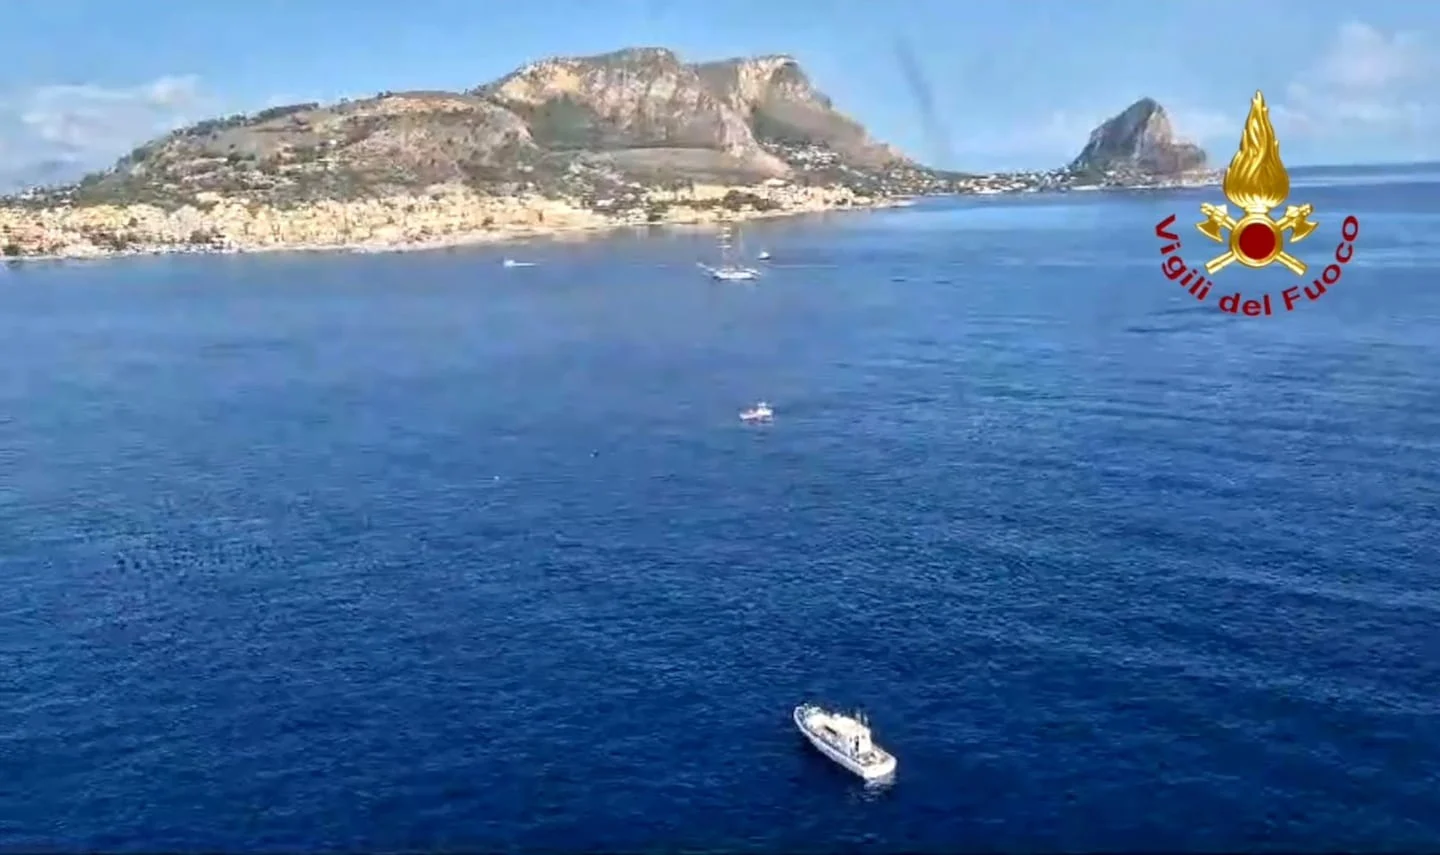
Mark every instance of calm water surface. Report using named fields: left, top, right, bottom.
left=2, top=167, right=1438, bottom=851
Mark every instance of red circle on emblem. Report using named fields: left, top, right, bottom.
left=1237, top=222, right=1277, bottom=261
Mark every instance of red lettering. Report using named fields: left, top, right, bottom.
left=1336, top=242, right=1353, bottom=263
left=1306, top=282, right=1326, bottom=300
left=1282, top=286, right=1300, bottom=311
left=1163, top=255, right=1186, bottom=280
left=1263, top=294, right=1273, bottom=315
left=1323, top=264, right=1341, bottom=284
left=1155, top=214, right=1179, bottom=241
left=1219, top=293, right=1241, bottom=314
left=1342, top=215, right=1360, bottom=242
left=1242, top=299, right=1261, bottom=317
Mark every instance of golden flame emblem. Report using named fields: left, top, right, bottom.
left=1195, top=91, right=1318, bottom=276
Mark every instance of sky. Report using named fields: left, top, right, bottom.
left=1, top=0, right=1437, bottom=188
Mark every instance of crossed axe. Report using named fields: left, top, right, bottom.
left=1196, top=202, right=1318, bottom=276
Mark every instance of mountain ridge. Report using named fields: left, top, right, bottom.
left=0, top=49, right=1216, bottom=259
left=21, top=46, right=943, bottom=213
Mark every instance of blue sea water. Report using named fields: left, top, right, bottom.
left=2, top=165, right=1439, bottom=851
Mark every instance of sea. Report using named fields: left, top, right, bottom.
left=2, top=163, right=1438, bottom=852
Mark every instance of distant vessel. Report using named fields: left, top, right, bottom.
left=757, top=250, right=772, bottom=261
left=739, top=401, right=773, bottom=422
left=793, top=704, right=896, bottom=780
left=699, top=222, right=761, bottom=281
left=502, top=258, right=536, bottom=268
left=700, top=264, right=760, bottom=281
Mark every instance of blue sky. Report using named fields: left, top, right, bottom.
left=1, top=0, right=1437, bottom=187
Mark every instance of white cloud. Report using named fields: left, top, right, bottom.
left=1273, top=22, right=1437, bottom=138
left=0, top=75, right=213, bottom=191
left=960, top=20, right=1436, bottom=169
left=1318, top=21, right=1428, bottom=90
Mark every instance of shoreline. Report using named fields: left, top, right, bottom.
left=0, top=195, right=917, bottom=265
left=0, top=175, right=1218, bottom=266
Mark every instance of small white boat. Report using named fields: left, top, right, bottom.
left=739, top=401, right=773, bottom=422
left=699, top=262, right=760, bottom=281
left=700, top=222, right=761, bottom=281
left=757, top=250, right=772, bottom=261
left=793, top=704, right=896, bottom=780
left=502, top=258, right=536, bottom=268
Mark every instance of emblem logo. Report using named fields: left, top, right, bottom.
left=1152, top=91, right=1360, bottom=316
left=1197, top=91, right=1317, bottom=275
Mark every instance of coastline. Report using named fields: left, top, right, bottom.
left=0, top=196, right=913, bottom=265
left=0, top=184, right=918, bottom=265
left=1, top=200, right=908, bottom=265
left=0, top=173, right=1215, bottom=266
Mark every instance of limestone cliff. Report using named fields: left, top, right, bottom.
left=1068, top=98, right=1206, bottom=177
left=691, top=54, right=904, bottom=168
left=17, top=46, right=944, bottom=213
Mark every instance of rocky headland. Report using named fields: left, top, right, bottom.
left=0, top=48, right=1215, bottom=261
left=1066, top=97, right=1213, bottom=188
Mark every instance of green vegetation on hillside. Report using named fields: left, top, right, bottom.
left=2, top=48, right=967, bottom=212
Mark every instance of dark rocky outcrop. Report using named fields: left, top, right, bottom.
left=20, top=46, right=950, bottom=210
left=1068, top=98, right=1206, bottom=177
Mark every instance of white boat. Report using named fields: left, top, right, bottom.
left=701, top=222, right=761, bottom=281
left=502, top=258, right=536, bottom=268
left=700, top=262, right=760, bottom=281
left=739, top=401, right=773, bottom=422
left=757, top=250, right=772, bottom=261
left=793, top=704, right=896, bottom=781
